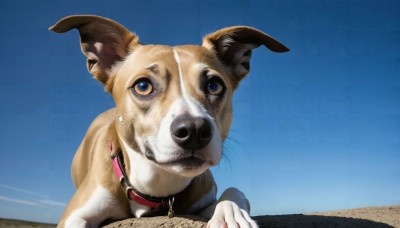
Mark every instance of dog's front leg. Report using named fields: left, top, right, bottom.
left=200, top=187, right=258, bottom=228
left=58, top=183, right=127, bottom=228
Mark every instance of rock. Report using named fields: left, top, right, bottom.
left=103, top=215, right=208, bottom=228
left=103, top=206, right=400, bottom=228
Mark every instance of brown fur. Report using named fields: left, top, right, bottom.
left=50, top=15, right=288, bottom=227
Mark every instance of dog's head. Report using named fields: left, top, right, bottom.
left=50, top=15, right=288, bottom=178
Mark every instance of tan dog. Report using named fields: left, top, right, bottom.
left=50, top=15, right=288, bottom=228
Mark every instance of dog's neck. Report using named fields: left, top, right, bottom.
left=119, top=137, right=193, bottom=197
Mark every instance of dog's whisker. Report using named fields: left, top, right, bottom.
left=220, top=150, right=233, bottom=173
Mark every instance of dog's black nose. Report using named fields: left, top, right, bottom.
left=170, top=116, right=213, bottom=150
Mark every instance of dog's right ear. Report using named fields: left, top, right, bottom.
left=202, top=26, right=289, bottom=89
left=49, top=15, right=140, bottom=92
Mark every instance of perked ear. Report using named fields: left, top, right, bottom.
left=202, top=26, right=289, bottom=85
left=49, top=15, right=140, bottom=92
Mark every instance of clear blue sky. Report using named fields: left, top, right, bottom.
left=0, top=0, right=399, bottom=224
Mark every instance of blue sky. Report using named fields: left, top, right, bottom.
left=0, top=0, right=399, bottom=224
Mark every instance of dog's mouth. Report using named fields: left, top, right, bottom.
left=161, top=156, right=205, bottom=168
left=144, top=145, right=205, bottom=169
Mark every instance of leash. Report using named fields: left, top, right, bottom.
left=110, top=142, right=175, bottom=217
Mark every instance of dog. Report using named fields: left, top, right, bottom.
left=50, top=15, right=288, bottom=228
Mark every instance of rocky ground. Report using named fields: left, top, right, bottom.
left=0, top=218, right=56, bottom=228
left=104, top=206, right=400, bottom=228
left=1, top=205, right=398, bottom=227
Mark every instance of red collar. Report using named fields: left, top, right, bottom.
left=110, top=143, right=170, bottom=209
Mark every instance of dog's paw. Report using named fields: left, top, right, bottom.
left=207, top=201, right=258, bottom=228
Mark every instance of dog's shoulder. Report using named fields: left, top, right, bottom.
left=80, top=108, right=118, bottom=143
left=72, top=108, right=118, bottom=187
left=73, top=108, right=117, bottom=166
left=79, top=107, right=118, bottom=154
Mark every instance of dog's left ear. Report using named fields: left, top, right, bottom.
left=49, top=15, right=140, bottom=92
left=202, top=26, right=289, bottom=87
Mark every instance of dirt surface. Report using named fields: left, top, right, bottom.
left=0, top=218, right=56, bottom=228
left=1, top=206, right=398, bottom=227
left=103, top=215, right=208, bottom=228
left=306, top=206, right=400, bottom=227
left=104, top=206, right=400, bottom=228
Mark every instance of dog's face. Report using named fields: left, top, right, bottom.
left=50, top=15, right=288, bottom=177
left=112, top=45, right=233, bottom=176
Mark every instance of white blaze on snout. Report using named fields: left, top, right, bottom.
left=173, top=49, right=207, bottom=116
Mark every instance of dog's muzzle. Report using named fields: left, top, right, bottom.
left=170, top=115, right=213, bottom=151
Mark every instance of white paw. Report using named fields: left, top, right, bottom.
left=207, top=201, right=258, bottom=228
left=64, top=217, right=90, bottom=228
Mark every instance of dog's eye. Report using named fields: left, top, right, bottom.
left=133, top=79, right=153, bottom=96
left=205, top=77, right=225, bottom=96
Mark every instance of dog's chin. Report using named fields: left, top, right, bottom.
left=144, top=146, right=210, bottom=177
left=161, top=158, right=209, bottom=177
